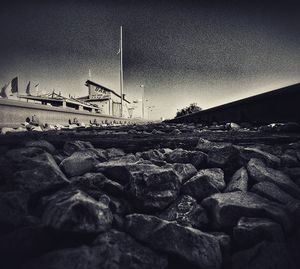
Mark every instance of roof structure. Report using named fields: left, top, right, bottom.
left=19, top=92, right=99, bottom=110
left=85, top=80, right=130, bottom=104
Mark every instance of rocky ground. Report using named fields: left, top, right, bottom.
left=0, top=122, right=300, bottom=269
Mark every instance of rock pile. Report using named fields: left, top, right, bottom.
left=0, top=126, right=300, bottom=269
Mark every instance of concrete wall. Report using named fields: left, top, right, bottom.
left=0, top=99, right=140, bottom=127
left=167, top=83, right=300, bottom=125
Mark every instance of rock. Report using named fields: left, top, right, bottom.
left=63, top=140, right=94, bottom=156
left=233, top=217, right=285, bottom=249
left=251, top=181, right=295, bottom=205
left=164, top=148, right=207, bottom=169
left=151, top=129, right=165, bottom=135
left=225, top=167, right=248, bottom=192
left=6, top=146, right=45, bottom=165
left=125, top=214, right=222, bottom=269
left=195, top=137, right=232, bottom=153
left=1, top=127, right=26, bottom=134
left=281, top=153, right=299, bottom=167
left=209, top=232, right=231, bottom=263
left=226, top=122, right=241, bottom=130
left=232, top=241, right=296, bottom=269
left=42, top=189, right=113, bottom=233
left=92, top=229, right=168, bottom=269
left=32, top=126, right=43, bottom=132
left=25, top=140, right=56, bottom=154
left=164, top=163, right=197, bottom=183
left=182, top=168, right=225, bottom=201
left=0, top=191, right=29, bottom=230
left=59, top=149, right=106, bottom=177
left=10, top=150, right=69, bottom=194
left=158, top=195, right=208, bottom=229
left=239, top=147, right=281, bottom=168
left=136, top=149, right=165, bottom=162
left=105, top=148, right=125, bottom=159
left=202, top=191, right=292, bottom=232
left=207, top=144, right=242, bottom=174
left=247, top=158, right=300, bottom=199
left=70, top=172, right=124, bottom=197
left=95, top=160, right=158, bottom=185
left=127, top=166, right=181, bottom=211
left=170, top=128, right=182, bottom=135
left=283, top=167, right=300, bottom=181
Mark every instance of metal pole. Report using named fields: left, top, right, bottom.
left=140, top=84, right=144, bottom=119
left=120, top=26, right=124, bottom=118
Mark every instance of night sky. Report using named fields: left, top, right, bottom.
left=0, top=0, right=300, bottom=119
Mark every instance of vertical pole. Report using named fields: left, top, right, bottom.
left=140, top=84, right=144, bottom=119
left=120, top=26, right=124, bottom=118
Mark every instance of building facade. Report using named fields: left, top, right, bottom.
left=77, top=80, right=131, bottom=118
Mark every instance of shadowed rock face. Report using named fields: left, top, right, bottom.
left=157, top=195, right=208, bottom=229
left=232, top=242, right=297, bottom=269
left=59, top=150, right=106, bottom=177
left=42, top=189, right=113, bottom=233
left=247, top=158, right=300, bottom=199
left=182, top=168, right=225, bottom=201
left=233, top=217, right=285, bottom=248
left=225, top=167, right=248, bottom=193
left=63, top=140, right=94, bottom=156
left=6, top=148, right=69, bottom=193
left=127, top=166, right=181, bottom=211
left=202, top=191, right=292, bottom=232
left=92, top=229, right=168, bottom=269
left=125, top=214, right=222, bottom=269
left=1, top=126, right=300, bottom=269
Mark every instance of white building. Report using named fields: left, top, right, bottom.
left=77, top=80, right=131, bottom=118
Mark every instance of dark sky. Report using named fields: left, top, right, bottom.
left=1, top=0, right=300, bottom=119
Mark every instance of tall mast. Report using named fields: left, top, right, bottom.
left=120, top=26, right=124, bottom=117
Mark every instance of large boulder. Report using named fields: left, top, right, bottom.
left=127, top=166, right=181, bottom=211
left=42, top=189, right=113, bottom=233
left=239, top=147, right=281, bottom=168
left=232, top=242, right=296, bottom=269
left=95, top=160, right=157, bottom=185
left=182, top=168, right=225, bottom=201
left=247, top=158, right=300, bottom=199
left=225, top=167, right=248, bottom=192
left=158, top=195, right=208, bottom=229
left=195, top=138, right=232, bottom=153
left=25, top=140, right=56, bottom=154
left=251, top=181, right=295, bottom=205
left=164, top=148, right=207, bottom=169
left=63, top=140, right=94, bottom=156
left=105, top=148, right=126, bottom=159
left=209, top=232, right=231, bottom=264
left=201, top=191, right=292, bottom=232
left=164, top=163, right=197, bottom=183
left=70, top=172, right=124, bottom=197
left=92, top=229, right=168, bottom=269
left=8, top=149, right=69, bottom=193
left=207, top=144, right=242, bottom=174
left=125, top=214, right=222, bottom=269
left=233, top=217, right=285, bottom=249
left=59, top=150, right=107, bottom=177
left=136, top=149, right=165, bottom=162
left=281, top=151, right=299, bottom=167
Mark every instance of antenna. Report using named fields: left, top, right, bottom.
left=120, top=26, right=124, bottom=117
left=88, top=69, right=92, bottom=80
